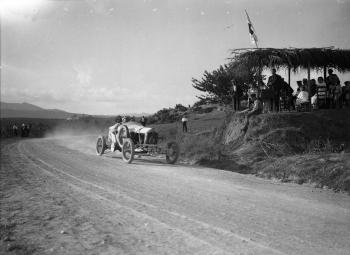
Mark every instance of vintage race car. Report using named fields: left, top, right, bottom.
left=96, top=122, right=180, bottom=164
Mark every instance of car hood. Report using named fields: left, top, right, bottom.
left=124, top=122, right=152, bottom=134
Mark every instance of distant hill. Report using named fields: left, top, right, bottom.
left=0, top=102, right=152, bottom=119
left=0, top=102, right=74, bottom=119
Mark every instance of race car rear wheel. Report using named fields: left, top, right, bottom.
left=96, top=135, right=106, bottom=156
left=122, top=138, right=135, bottom=164
left=166, top=141, right=180, bottom=164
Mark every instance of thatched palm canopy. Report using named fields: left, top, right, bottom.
left=229, top=47, right=350, bottom=72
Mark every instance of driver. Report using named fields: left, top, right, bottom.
left=109, top=116, right=122, bottom=152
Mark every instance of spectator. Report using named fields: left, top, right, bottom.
left=182, top=115, right=188, bottom=133
left=316, top=77, right=327, bottom=108
left=21, top=123, right=26, bottom=137
left=334, top=83, right=342, bottom=109
left=240, top=94, right=263, bottom=133
left=302, top=78, right=309, bottom=92
left=343, top=81, right=350, bottom=107
left=328, top=84, right=336, bottom=108
left=311, top=92, right=317, bottom=110
left=12, top=124, right=18, bottom=136
left=27, top=124, right=32, bottom=137
left=267, top=68, right=283, bottom=112
left=310, top=79, right=317, bottom=97
left=140, top=116, right=146, bottom=126
left=280, top=80, right=294, bottom=110
left=23, top=124, right=31, bottom=137
left=296, top=86, right=309, bottom=106
left=296, top=80, right=303, bottom=90
left=308, top=79, right=317, bottom=109
left=326, top=69, right=340, bottom=108
left=326, top=69, right=340, bottom=88
left=317, top=76, right=326, bottom=87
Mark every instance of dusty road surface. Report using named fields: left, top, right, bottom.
left=1, top=137, right=350, bottom=255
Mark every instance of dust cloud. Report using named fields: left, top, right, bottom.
left=44, top=126, right=106, bottom=156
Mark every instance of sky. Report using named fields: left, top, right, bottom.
left=1, top=0, right=350, bottom=115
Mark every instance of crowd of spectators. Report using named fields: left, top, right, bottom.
left=261, top=68, right=350, bottom=112
left=294, top=69, right=350, bottom=111
left=11, top=123, right=31, bottom=137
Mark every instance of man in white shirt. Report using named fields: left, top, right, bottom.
left=182, top=115, right=188, bottom=132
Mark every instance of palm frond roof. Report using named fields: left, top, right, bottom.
left=229, top=47, right=350, bottom=72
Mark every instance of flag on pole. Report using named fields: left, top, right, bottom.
left=245, top=10, right=258, bottom=48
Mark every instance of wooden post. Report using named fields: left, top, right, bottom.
left=307, top=62, right=311, bottom=110
left=307, top=62, right=311, bottom=92
left=288, top=66, right=291, bottom=87
left=324, top=65, right=327, bottom=107
left=232, top=93, right=236, bottom=111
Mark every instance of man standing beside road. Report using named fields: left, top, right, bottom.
left=21, top=123, right=26, bottom=137
left=12, top=124, right=18, bottom=137
left=140, top=116, right=146, bottom=126
left=182, top=115, right=188, bottom=133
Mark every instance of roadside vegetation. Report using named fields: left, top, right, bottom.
left=153, top=108, right=350, bottom=194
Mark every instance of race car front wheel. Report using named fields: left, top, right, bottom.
left=122, top=138, right=135, bottom=164
left=96, top=135, right=106, bottom=156
left=117, top=125, right=130, bottom=148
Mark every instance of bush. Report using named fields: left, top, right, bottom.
left=148, top=107, right=183, bottom=124
left=193, top=107, right=216, bottom=114
left=175, top=104, right=188, bottom=112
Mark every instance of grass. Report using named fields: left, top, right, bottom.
left=253, top=153, right=350, bottom=193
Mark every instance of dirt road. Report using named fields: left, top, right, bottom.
left=1, top=137, right=350, bottom=255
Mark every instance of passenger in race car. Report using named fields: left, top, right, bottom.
left=108, top=117, right=122, bottom=152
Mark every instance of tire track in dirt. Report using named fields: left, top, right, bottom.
left=18, top=139, right=350, bottom=255
left=2, top=139, right=350, bottom=255
left=18, top=141, right=287, bottom=255
left=3, top=141, right=227, bottom=254
left=2, top=142, right=117, bottom=254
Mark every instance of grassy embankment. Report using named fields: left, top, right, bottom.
left=153, top=109, right=350, bottom=194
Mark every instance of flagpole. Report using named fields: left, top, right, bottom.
left=245, top=10, right=261, bottom=98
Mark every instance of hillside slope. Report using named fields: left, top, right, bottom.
left=221, top=109, right=350, bottom=160
left=173, top=109, right=350, bottom=193
left=0, top=102, right=73, bottom=119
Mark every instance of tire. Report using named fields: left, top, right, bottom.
left=122, top=138, right=135, bottom=164
left=166, top=141, right=180, bottom=164
left=117, top=125, right=130, bottom=148
left=96, top=135, right=106, bottom=156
